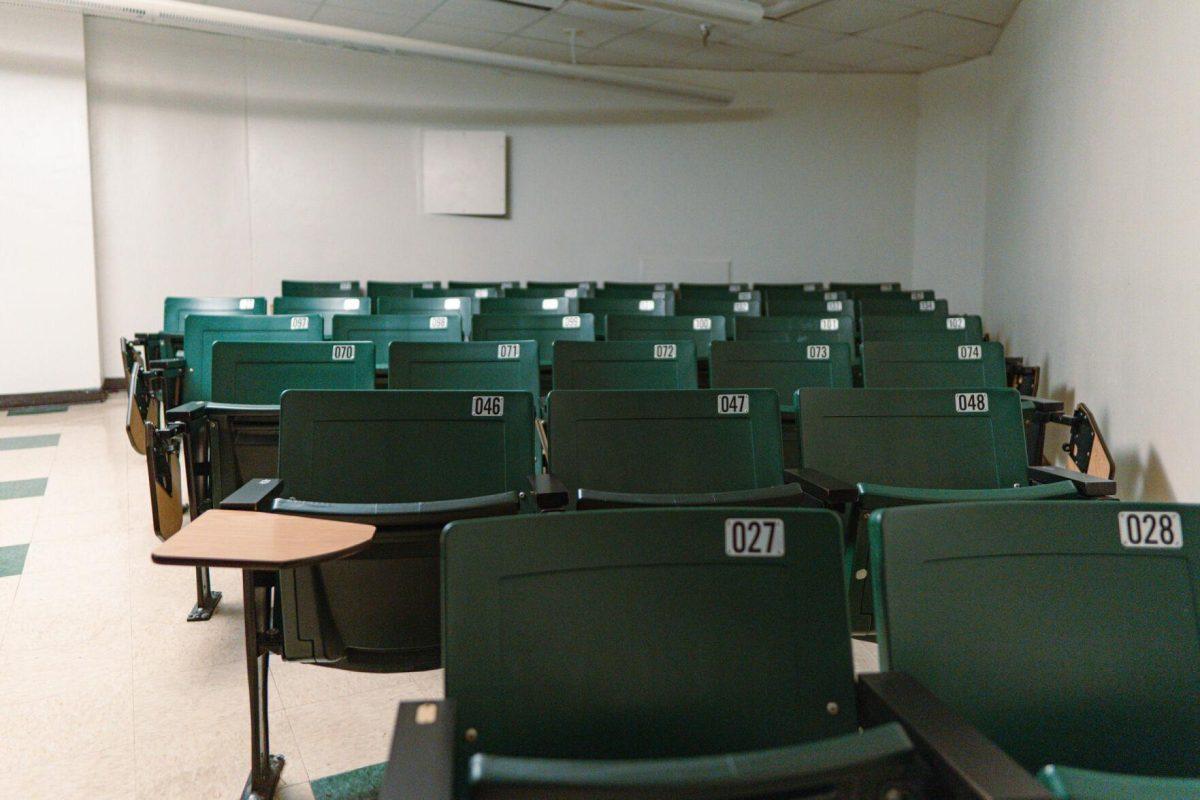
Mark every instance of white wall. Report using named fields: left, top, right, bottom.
left=86, top=19, right=918, bottom=376
left=0, top=7, right=101, bottom=395
left=982, top=0, right=1200, bottom=500
left=912, top=57, right=989, bottom=316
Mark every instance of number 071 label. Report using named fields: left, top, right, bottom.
left=725, top=518, right=785, bottom=557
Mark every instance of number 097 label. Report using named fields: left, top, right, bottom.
left=1118, top=511, right=1183, bottom=548
left=725, top=518, right=785, bottom=557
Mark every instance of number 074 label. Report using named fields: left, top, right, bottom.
left=725, top=518, right=785, bottom=557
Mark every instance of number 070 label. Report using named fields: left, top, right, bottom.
left=725, top=518, right=785, bottom=557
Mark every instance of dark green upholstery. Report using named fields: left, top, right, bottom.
left=578, top=296, right=668, bottom=337
left=860, top=314, right=983, bottom=343
left=830, top=282, right=903, bottom=297
left=272, top=296, right=369, bottom=338
left=599, top=281, right=671, bottom=292
left=872, top=501, right=1200, bottom=794
left=676, top=282, right=752, bottom=299
left=606, top=314, right=727, bottom=360
left=765, top=296, right=856, bottom=320
left=734, top=315, right=856, bottom=349
left=862, top=341, right=1007, bottom=388
left=182, top=314, right=324, bottom=402
left=525, top=280, right=596, bottom=290
left=438, top=506, right=919, bottom=799
left=210, top=341, right=376, bottom=404
left=331, top=314, right=463, bottom=369
left=858, top=297, right=948, bottom=316
left=504, top=286, right=592, bottom=299
left=711, top=342, right=853, bottom=409
left=388, top=341, right=540, bottom=399
left=415, top=286, right=501, bottom=300
left=552, top=341, right=697, bottom=390
left=478, top=297, right=579, bottom=315
left=447, top=281, right=514, bottom=290
left=375, top=296, right=474, bottom=338
left=163, top=296, right=266, bottom=335
left=761, top=287, right=846, bottom=314
left=281, top=280, right=361, bottom=297
left=274, top=389, right=538, bottom=669
left=366, top=281, right=439, bottom=299
left=472, top=314, right=595, bottom=366
left=1040, top=765, right=1200, bottom=800
left=675, top=296, right=762, bottom=333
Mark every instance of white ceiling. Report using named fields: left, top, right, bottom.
left=200, top=0, right=1020, bottom=72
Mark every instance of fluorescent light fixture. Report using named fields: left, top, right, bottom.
left=619, top=0, right=764, bottom=25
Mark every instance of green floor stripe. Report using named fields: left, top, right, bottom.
left=0, top=478, right=48, bottom=500
left=311, top=763, right=385, bottom=800
left=8, top=404, right=68, bottom=416
left=0, top=434, right=60, bottom=451
left=0, top=544, right=29, bottom=578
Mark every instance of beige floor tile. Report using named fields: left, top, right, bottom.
left=0, top=674, right=133, bottom=768
left=21, top=531, right=131, bottom=575
left=0, top=448, right=56, bottom=481
left=0, top=743, right=135, bottom=800
left=131, top=607, right=247, bottom=678
left=0, top=574, right=20, bottom=611
left=410, top=667, right=444, bottom=700
left=0, top=630, right=133, bottom=706
left=279, top=781, right=317, bottom=800
left=31, top=504, right=130, bottom=542
left=0, top=496, right=42, bottom=527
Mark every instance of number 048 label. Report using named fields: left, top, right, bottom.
left=725, top=518, right=784, bottom=557
left=1118, top=511, right=1183, bottom=548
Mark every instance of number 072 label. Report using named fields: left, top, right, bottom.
left=725, top=518, right=785, bottom=557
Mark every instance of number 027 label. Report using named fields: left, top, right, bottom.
left=725, top=518, right=785, bottom=557
left=1118, top=511, right=1183, bottom=548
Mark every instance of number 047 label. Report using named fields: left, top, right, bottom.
left=725, top=518, right=785, bottom=557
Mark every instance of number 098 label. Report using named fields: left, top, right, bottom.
left=725, top=518, right=785, bottom=557
left=1118, top=511, right=1183, bottom=548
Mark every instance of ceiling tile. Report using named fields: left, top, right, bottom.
left=405, top=20, right=510, bottom=47
left=493, top=33, right=591, bottom=61
left=766, top=52, right=858, bottom=71
left=674, top=41, right=781, bottom=70
left=728, top=19, right=844, bottom=55
left=583, top=29, right=698, bottom=64
left=554, top=0, right=664, bottom=30
left=863, top=10, right=999, bottom=56
left=208, top=0, right=320, bottom=21
left=517, top=10, right=630, bottom=46
left=781, top=0, right=918, bottom=34
left=320, top=0, right=445, bottom=18
left=310, top=3, right=423, bottom=33
left=644, top=14, right=738, bottom=45
left=937, top=0, right=1020, bottom=25
left=424, top=0, right=549, bottom=34
left=862, top=46, right=965, bottom=71
left=801, top=34, right=914, bottom=66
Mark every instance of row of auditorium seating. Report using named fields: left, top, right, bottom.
left=130, top=280, right=1175, bottom=800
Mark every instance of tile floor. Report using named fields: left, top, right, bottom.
left=0, top=397, right=879, bottom=799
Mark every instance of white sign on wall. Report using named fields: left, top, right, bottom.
left=421, top=130, right=508, bottom=217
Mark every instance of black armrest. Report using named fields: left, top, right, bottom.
left=858, top=672, right=1053, bottom=800
left=165, top=401, right=209, bottom=424
left=1021, top=396, right=1063, bottom=413
left=380, top=700, right=455, bottom=800
left=576, top=483, right=805, bottom=511
left=1027, top=465, right=1115, bottom=497
left=148, top=357, right=187, bottom=372
left=528, top=473, right=570, bottom=511
left=270, top=491, right=521, bottom=527
left=785, top=468, right=859, bottom=505
left=220, top=478, right=284, bottom=511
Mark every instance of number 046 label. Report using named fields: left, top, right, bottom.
left=725, top=518, right=785, bottom=557
left=1118, top=511, right=1183, bottom=548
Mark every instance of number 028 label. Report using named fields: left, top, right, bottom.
left=725, top=518, right=785, bottom=557
left=1118, top=511, right=1183, bottom=548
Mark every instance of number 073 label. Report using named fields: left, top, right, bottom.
left=725, top=518, right=785, bottom=557
left=1118, top=511, right=1183, bottom=548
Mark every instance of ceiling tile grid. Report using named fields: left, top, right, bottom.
left=198, top=0, right=1021, bottom=73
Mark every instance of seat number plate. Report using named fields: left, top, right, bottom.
left=542, top=298, right=559, bottom=310
left=733, top=301, right=750, bottom=312
left=471, top=396, right=504, bottom=417
left=918, top=300, right=935, bottom=312
left=652, top=291, right=667, bottom=299
left=946, top=317, right=966, bottom=330
left=430, top=316, right=448, bottom=329
left=826, top=301, right=843, bottom=312
left=957, top=344, right=982, bottom=360
left=339, top=281, right=352, bottom=290
left=638, top=300, right=656, bottom=311
left=1118, top=511, right=1183, bottom=548
left=820, top=318, right=839, bottom=331
left=653, top=344, right=677, bottom=359
left=497, top=343, right=520, bottom=359
left=803, top=283, right=816, bottom=291
left=954, top=392, right=988, bottom=413
left=807, top=345, right=830, bottom=360
left=725, top=518, right=784, bottom=557
left=443, top=298, right=462, bottom=310
left=290, top=317, right=309, bottom=330
left=564, top=289, right=578, bottom=298
left=910, top=291, right=924, bottom=300
left=239, top=298, right=255, bottom=310
left=718, top=393, right=749, bottom=415
left=474, top=289, right=489, bottom=298
left=562, top=315, right=581, bottom=329
left=693, top=317, right=712, bottom=330
left=737, top=291, right=752, bottom=300
left=343, top=298, right=361, bottom=310
left=332, top=344, right=355, bottom=361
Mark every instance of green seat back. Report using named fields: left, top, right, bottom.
left=504, top=286, right=592, bottom=299
left=863, top=341, right=1007, bottom=388
left=479, top=297, right=580, bottom=315
left=797, top=388, right=1028, bottom=489
left=281, top=279, right=361, bottom=297
left=471, top=314, right=595, bottom=366
left=675, top=296, right=762, bottom=334
left=415, top=286, right=501, bottom=300
left=331, top=314, right=463, bottom=369
left=388, top=341, right=540, bottom=398
left=710, top=342, right=853, bottom=407
left=210, top=341, right=375, bottom=404
left=525, top=280, right=596, bottom=291
left=872, top=501, right=1200, bottom=778
left=444, top=507, right=855, bottom=767
left=272, top=296, right=369, bottom=338
left=860, top=314, right=983, bottom=344
left=829, top=282, right=903, bottom=297
left=606, top=314, right=727, bottom=360
left=552, top=341, right=697, bottom=390
left=859, top=298, right=948, bottom=316
left=734, top=315, right=856, bottom=351
left=766, top=297, right=857, bottom=320
left=447, top=281, right=514, bottom=291
left=163, top=296, right=267, bottom=335
left=366, top=281, right=439, bottom=299
left=600, top=281, right=671, bottom=292
left=182, top=314, right=324, bottom=402
left=761, top=287, right=846, bottom=313
left=548, top=389, right=782, bottom=493
left=375, top=296, right=474, bottom=337
left=578, top=297, right=668, bottom=337
left=677, top=282, right=752, bottom=299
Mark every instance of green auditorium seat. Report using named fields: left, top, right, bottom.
left=543, top=389, right=803, bottom=510
left=794, top=387, right=1116, bottom=631
left=388, top=339, right=541, bottom=402
left=478, top=296, right=580, bottom=315
left=375, top=295, right=475, bottom=338
left=415, top=286, right=502, bottom=300
left=471, top=314, right=595, bottom=367
left=829, top=282, right=903, bottom=297
left=600, top=280, right=671, bottom=292
left=578, top=296, right=669, bottom=337
left=552, top=340, right=697, bottom=390
left=871, top=501, right=1200, bottom=799
left=281, top=279, right=362, bottom=297
left=162, top=296, right=268, bottom=335
left=447, top=281, right=515, bottom=290
left=677, top=281, right=752, bottom=298
left=272, top=296, right=369, bottom=338
left=181, top=314, right=325, bottom=402
left=765, top=296, right=857, bottom=321
left=525, top=280, right=596, bottom=290
left=675, top=294, right=762, bottom=334
left=860, top=314, right=983, bottom=344
left=331, top=313, right=463, bottom=371
left=594, top=282, right=674, bottom=302
left=858, top=297, right=948, bottom=316
left=734, top=315, right=857, bottom=353
left=504, top=285, right=593, bottom=299
left=381, top=507, right=1046, bottom=800
left=760, top=287, right=847, bottom=314
left=606, top=314, right=727, bottom=361
left=209, top=341, right=376, bottom=405
left=862, top=341, right=1007, bottom=388
left=366, top=281, right=440, bottom=299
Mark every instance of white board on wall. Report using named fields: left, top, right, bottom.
left=422, top=130, right=507, bottom=216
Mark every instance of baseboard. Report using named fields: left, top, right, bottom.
left=102, top=377, right=129, bottom=393
left=0, top=388, right=107, bottom=409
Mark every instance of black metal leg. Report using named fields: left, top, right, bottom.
left=241, top=570, right=284, bottom=800
left=188, top=565, right=223, bottom=621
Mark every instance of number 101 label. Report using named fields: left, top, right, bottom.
left=725, top=518, right=785, bottom=557
left=1118, top=511, right=1183, bottom=548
